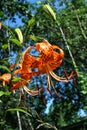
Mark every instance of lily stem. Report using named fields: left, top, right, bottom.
left=17, top=111, right=22, bottom=130
left=56, top=21, right=77, bottom=70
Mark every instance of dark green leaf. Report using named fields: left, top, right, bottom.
left=0, top=65, right=10, bottom=72
left=6, top=108, right=31, bottom=117
left=0, top=11, right=4, bottom=17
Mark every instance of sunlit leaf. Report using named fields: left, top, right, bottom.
left=15, top=28, right=23, bottom=44
left=0, top=121, right=5, bottom=125
left=42, top=4, right=56, bottom=21
left=6, top=108, right=31, bottom=116
left=27, top=35, right=43, bottom=42
left=9, top=39, right=22, bottom=46
left=36, top=1, right=42, bottom=5
left=2, top=44, right=8, bottom=50
left=81, top=91, right=87, bottom=95
left=0, top=91, right=4, bottom=97
left=4, top=91, right=11, bottom=96
left=12, top=77, right=23, bottom=82
left=29, top=35, right=38, bottom=41
left=0, top=100, right=2, bottom=103
left=28, top=17, right=35, bottom=27
left=0, top=91, right=11, bottom=97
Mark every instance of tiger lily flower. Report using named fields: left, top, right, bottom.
left=0, top=73, right=11, bottom=86
left=21, top=46, right=37, bottom=73
left=11, top=47, right=43, bottom=96
left=0, top=40, right=76, bottom=97
left=35, top=40, right=73, bottom=81
left=11, top=69, right=43, bottom=96
left=36, top=41, right=64, bottom=74
left=35, top=40, right=76, bottom=96
left=11, top=78, right=43, bottom=96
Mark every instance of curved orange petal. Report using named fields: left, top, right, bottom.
left=36, top=40, right=53, bottom=53
left=11, top=79, right=28, bottom=91
left=35, top=40, right=64, bottom=74
left=0, top=73, right=11, bottom=85
left=22, top=46, right=36, bottom=72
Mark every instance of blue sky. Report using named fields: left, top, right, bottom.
left=5, top=0, right=45, bottom=27
left=27, top=0, right=40, bottom=3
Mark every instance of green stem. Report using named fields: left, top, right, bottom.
left=17, top=111, right=22, bottom=130
left=71, top=5, right=87, bottom=40
left=56, top=21, right=77, bottom=70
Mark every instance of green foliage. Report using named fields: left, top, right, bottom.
left=15, top=28, right=23, bottom=44
left=42, top=4, right=56, bottom=21
left=9, top=39, right=22, bottom=47
left=0, top=91, right=10, bottom=97
left=0, top=65, right=10, bottom=73
left=6, top=108, right=31, bottom=117
left=0, top=0, right=87, bottom=130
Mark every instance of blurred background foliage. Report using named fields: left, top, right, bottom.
left=0, top=0, right=87, bottom=130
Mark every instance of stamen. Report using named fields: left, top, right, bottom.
left=50, top=78, right=61, bottom=99
left=50, top=71, right=68, bottom=82
left=47, top=74, right=61, bottom=98
left=50, top=71, right=75, bottom=82
left=47, top=87, right=52, bottom=96
left=23, top=86, right=43, bottom=96
left=47, top=75, right=52, bottom=96
left=63, top=70, right=69, bottom=80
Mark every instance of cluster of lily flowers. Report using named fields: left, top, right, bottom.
left=0, top=40, right=76, bottom=96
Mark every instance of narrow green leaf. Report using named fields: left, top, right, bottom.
left=43, top=4, right=56, bottom=21
left=0, top=91, right=11, bottom=97
left=81, top=91, right=87, bottom=94
left=29, top=35, right=38, bottom=41
left=28, top=17, right=35, bottom=27
left=12, top=77, right=23, bottom=82
left=84, top=106, right=87, bottom=110
left=0, top=91, right=4, bottom=97
left=0, top=65, right=10, bottom=72
left=0, top=100, right=2, bottom=103
left=0, top=11, right=4, bottom=17
left=36, top=1, right=42, bottom=5
left=2, top=44, right=8, bottom=50
left=4, top=91, right=11, bottom=96
left=6, top=108, right=31, bottom=116
left=15, top=28, right=23, bottom=44
left=0, top=121, right=5, bottom=125
left=10, top=39, right=22, bottom=46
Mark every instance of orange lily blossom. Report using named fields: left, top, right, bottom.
left=36, top=40, right=64, bottom=74
left=10, top=49, right=43, bottom=96
left=11, top=79, right=44, bottom=96
left=35, top=40, right=74, bottom=81
left=11, top=69, right=43, bottom=96
left=0, top=67, right=43, bottom=96
left=0, top=40, right=76, bottom=96
left=12, top=40, right=76, bottom=96
left=35, top=40, right=76, bottom=96
left=0, top=73, right=11, bottom=86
